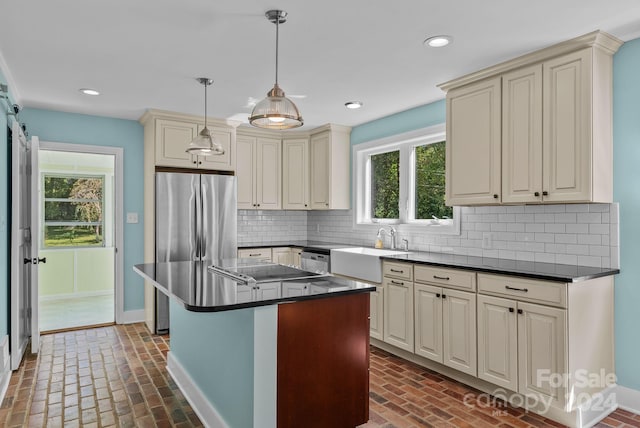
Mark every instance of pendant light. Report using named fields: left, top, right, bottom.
left=249, top=10, right=303, bottom=129
left=186, top=78, right=225, bottom=156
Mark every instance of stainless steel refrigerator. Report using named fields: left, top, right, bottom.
left=154, top=172, right=237, bottom=333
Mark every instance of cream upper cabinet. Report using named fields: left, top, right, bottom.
left=282, top=138, right=310, bottom=209
left=502, top=64, right=543, bottom=203
left=154, top=119, right=199, bottom=168
left=236, top=131, right=282, bottom=210
left=141, top=111, right=237, bottom=171
left=196, top=124, right=233, bottom=171
left=310, top=125, right=351, bottom=210
left=440, top=31, right=621, bottom=206
left=445, top=77, right=502, bottom=205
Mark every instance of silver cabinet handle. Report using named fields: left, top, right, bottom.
left=433, top=275, right=450, bottom=280
left=505, top=285, right=529, bottom=292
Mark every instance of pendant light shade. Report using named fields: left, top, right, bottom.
left=249, top=10, right=303, bottom=130
left=186, top=78, right=225, bottom=156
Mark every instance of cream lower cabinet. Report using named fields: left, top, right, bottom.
left=237, top=248, right=272, bottom=261
left=236, top=134, right=281, bottom=210
left=415, top=284, right=477, bottom=376
left=291, top=247, right=302, bottom=268
left=369, top=287, right=384, bottom=341
left=272, top=247, right=292, bottom=265
left=282, top=281, right=308, bottom=297
left=383, top=276, right=414, bottom=352
left=477, top=294, right=567, bottom=406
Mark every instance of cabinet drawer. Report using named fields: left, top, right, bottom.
left=414, top=265, right=476, bottom=291
left=238, top=248, right=272, bottom=261
left=478, top=273, right=567, bottom=308
left=383, top=261, right=413, bottom=281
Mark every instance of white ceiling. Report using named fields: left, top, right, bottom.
left=1, top=1, right=640, bottom=130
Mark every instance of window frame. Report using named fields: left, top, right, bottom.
left=42, top=173, right=106, bottom=249
left=353, top=124, right=460, bottom=235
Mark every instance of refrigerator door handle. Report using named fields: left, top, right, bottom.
left=195, top=175, right=202, bottom=260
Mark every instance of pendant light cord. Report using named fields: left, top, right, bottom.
left=203, top=82, right=208, bottom=128
left=275, top=16, right=279, bottom=86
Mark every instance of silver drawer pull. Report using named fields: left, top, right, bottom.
left=390, top=280, right=405, bottom=286
left=505, top=285, right=529, bottom=292
left=390, top=268, right=404, bottom=273
left=433, top=275, right=450, bottom=280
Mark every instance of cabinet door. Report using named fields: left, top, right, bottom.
left=446, top=77, right=501, bottom=205
left=155, top=119, right=198, bottom=168
left=291, top=248, right=302, bottom=268
left=256, top=137, right=282, bottom=210
left=282, top=282, right=308, bottom=297
left=517, top=302, right=567, bottom=406
left=477, top=294, right=518, bottom=391
left=442, top=289, right=477, bottom=376
left=272, top=247, right=292, bottom=265
left=369, top=286, right=384, bottom=340
left=310, top=132, right=330, bottom=209
left=256, top=281, right=281, bottom=301
left=383, top=278, right=414, bottom=352
left=283, top=138, right=309, bottom=209
left=236, top=136, right=256, bottom=209
left=236, top=285, right=253, bottom=304
left=543, top=49, right=592, bottom=202
left=197, top=126, right=233, bottom=171
left=502, top=64, right=543, bottom=204
left=414, top=284, right=443, bottom=363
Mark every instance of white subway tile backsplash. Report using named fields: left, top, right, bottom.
left=239, top=203, right=618, bottom=269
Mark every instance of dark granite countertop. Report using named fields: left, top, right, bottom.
left=381, top=252, right=619, bottom=282
left=134, top=261, right=375, bottom=313
left=239, top=241, right=357, bottom=255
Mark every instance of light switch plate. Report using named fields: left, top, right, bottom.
left=126, top=212, right=139, bottom=224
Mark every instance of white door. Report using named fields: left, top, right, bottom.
left=383, top=277, right=414, bottom=352
left=442, top=289, right=476, bottom=376
left=30, top=136, right=40, bottom=353
left=414, top=283, right=443, bottom=363
left=10, top=122, right=40, bottom=369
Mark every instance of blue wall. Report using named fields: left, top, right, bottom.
left=351, top=99, right=445, bottom=145
left=19, top=108, right=145, bottom=312
left=612, top=37, right=640, bottom=391
left=351, top=37, right=640, bottom=391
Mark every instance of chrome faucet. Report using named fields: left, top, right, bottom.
left=388, top=226, right=397, bottom=250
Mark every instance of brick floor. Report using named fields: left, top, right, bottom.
left=1, top=324, right=638, bottom=427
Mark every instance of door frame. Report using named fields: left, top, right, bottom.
left=37, top=141, right=125, bottom=324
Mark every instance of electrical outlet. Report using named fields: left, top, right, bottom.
left=482, top=232, right=493, bottom=249
left=126, top=212, right=139, bottom=224
left=316, top=224, right=320, bottom=233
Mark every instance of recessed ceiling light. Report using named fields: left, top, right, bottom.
left=79, top=88, right=100, bottom=96
left=424, top=35, right=452, bottom=48
left=345, top=101, right=363, bottom=109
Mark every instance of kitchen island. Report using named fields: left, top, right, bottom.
left=134, top=260, right=375, bottom=428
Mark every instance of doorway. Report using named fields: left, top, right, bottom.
left=37, top=146, right=119, bottom=332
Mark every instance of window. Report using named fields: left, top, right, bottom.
left=354, top=124, right=459, bottom=233
left=43, top=174, right=105, bottom=248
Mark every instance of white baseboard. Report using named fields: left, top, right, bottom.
left=0, top=336, right=11, bottom=408
left=39, top=290, right=113, bottom=302
left=576, top=384, right=618, bottom=428
left=119, top=309, right=145, bottom=324
left=616, top=384, right=640, bottom=414
left=166, top=352, right=228, bottom=428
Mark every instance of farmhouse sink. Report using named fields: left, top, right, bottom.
left=330, top=247, right=408, bottom=283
